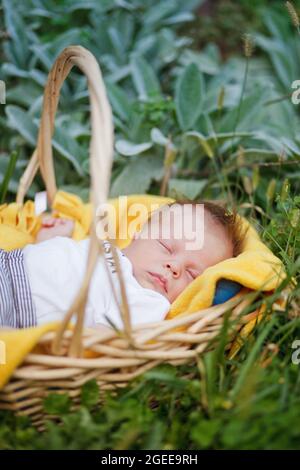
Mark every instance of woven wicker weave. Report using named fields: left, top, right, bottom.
left=0, top=46, right=288, bottom=429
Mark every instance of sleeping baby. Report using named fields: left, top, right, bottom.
left=0, top=200, right=246, bottom=330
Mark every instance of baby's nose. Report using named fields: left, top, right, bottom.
left=166, top=261, right=181, bottom=278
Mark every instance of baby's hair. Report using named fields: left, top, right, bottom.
left=166, top=198, right=249, bottom=258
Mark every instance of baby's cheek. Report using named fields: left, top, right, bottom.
left=177, top=279, right=189, bottom=300
left=168, top=284, right=179, bottom=303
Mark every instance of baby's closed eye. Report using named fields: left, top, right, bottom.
left=158, top=239, right=172, bottom=254
left=186, top=269, right=198, bottom=280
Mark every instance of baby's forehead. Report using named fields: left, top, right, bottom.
left=151, top=204, right=206, bottom=226
left=148, top=204, right=226, bottom=239
left=147, top=204, right=202, bottom=238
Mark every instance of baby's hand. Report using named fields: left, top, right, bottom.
left=36, top=216, right=75, bottom=243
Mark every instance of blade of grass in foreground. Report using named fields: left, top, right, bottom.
left=0, top=150, right=18, bottom=204
left=230, top=315, right=277, bottom=400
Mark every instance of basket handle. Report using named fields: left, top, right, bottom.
left=16, top=45, right=133, bottom=357
left=17, top=45, right=113, bottom=206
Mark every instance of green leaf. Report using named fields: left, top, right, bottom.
left=115, top=139, right=153, bottom=156
left=51, top=126, right=85, bottom=175
left=6, top=106, right=85, bottom=176
left=2, top=0, right=30, bottom=69
left=185, top=131, right=214, bottom=158
left=151, top=127, right=169, bottom=146
left=175, top=63, right=204, bottom=131
left=130, top=54, right=161, bottom=101
left=6, top=105, right=37, bottom=145
left=219, top=87, right=267, bottom=133
left=185, top=131, right=254, bottom=157
left=230, top=316, right=277, bottom=400
left=231, top=148, right=282, bottom=161
left=43, top=393, right=71, bottom=415
left=108, top=27, right=125, bottom=61
left=180, top=47, right=220, bottom=75
left=191, top=419, right=221, bottom=448
left=106, top=82, right=131, bottom=122
left=168, top=178, right=207, bottom=200
left=204, top=131, right=253, bottom=146
left=110, top=155, right=164, bottom=197
left=1, top=63, right=30, bottom=79
left=6, top=83, right=42, bottom=107
left=143, top=0, right=177, bottom=25
left=81, top=380, right=100, bottom=409
left=0, top=150, right=18, bottom=204
left=163, top=12, right=195, bottom=26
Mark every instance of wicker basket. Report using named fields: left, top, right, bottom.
left=0, top=46, right=288, bottom=430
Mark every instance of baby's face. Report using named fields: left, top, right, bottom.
left=123, top=204, right=233, bottom=303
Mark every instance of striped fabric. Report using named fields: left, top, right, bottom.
left=0, top=249, right=37, bottom=328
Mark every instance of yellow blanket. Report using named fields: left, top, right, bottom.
left=0, top=190, right=289, bottom=389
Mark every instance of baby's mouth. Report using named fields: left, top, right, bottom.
left=147, top=271, right=168, bottom=294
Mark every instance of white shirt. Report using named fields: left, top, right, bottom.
left=22, top=237, right=170, bottom=329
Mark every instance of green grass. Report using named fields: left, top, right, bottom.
left=0, top=0, right=300, bottom=450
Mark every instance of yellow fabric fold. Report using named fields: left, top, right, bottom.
left=0, top=323, right=57, bottom=389
left=51, top=191, right=93, bottom=241
left=0, top=200, right=40, bottom=250
left=0, top=190, right=290, bottom=389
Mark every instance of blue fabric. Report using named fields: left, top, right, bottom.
left=212, top=278, right=242, bottom=305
